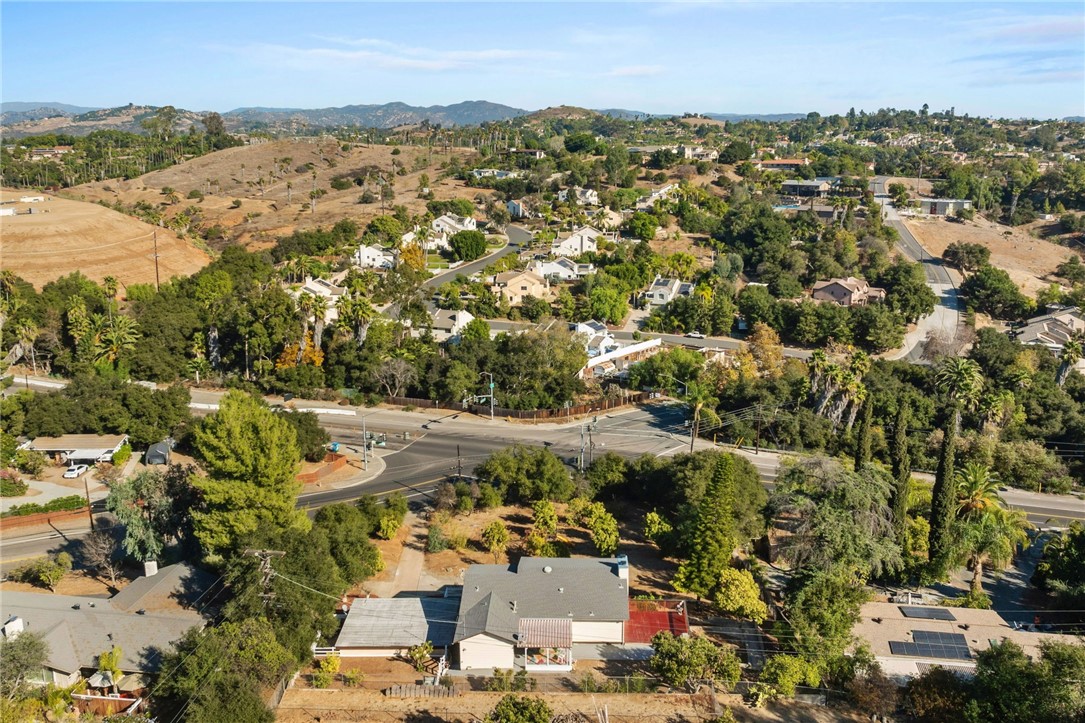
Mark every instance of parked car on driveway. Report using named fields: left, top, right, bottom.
left=63, top=464, right=89, bottom=479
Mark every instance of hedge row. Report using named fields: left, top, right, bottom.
left=1, top=495, right=87, bottom=518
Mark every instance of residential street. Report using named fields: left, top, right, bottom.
left=871, top=176, right=963, bottom=362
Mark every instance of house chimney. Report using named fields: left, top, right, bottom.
left=1, top=616, right=25, bottom=639
left=143, top=560, right=159, bottom=577
left=616, top=554, right=629, bottom=581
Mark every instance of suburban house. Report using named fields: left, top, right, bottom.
left=0, top=563, right=214, bottom=688
left=431, top=309, right=476, bottom=340
left=551, top=226, right=604, bottom=257
left=528, top=257, right=595, bottom=282
left=471, top=169, right=520, bottom=180
left=811, top=277, right=886, bottom=307
left=491, top=270, right=550, bottom=306
left=290, top=273, right=348, bottom=323
left=921, top=198, right=973, bottom=216
left=781, top=179, right=831, bottom=198
left=635, top=184, right=678, bottom=211
left=22, top=434, right=129, bottom=465
left=580, top=338, right=663, bottom=380
left=558, top=187, right=600, bottom=206
left=755, top=158, right=810, bottom=172
left=570, top=320, right=620, bottom=358
left=676, top=144, right=719, bottom=162
left=507, top=148, right=547, bottom=159
left=1012, top=306, right=1085, bottom=371
left=641, top=276, right=695, bottom=307
left=507, top=198, right=533, bottom=219
left=334, top=596, right=460, bottom=659
left=353, top=244, right=395, bottom=270
left=852, top=602, right=1070, bottom=682
left=432, top=214, right=478, bottom=237
left=455, top=557, right=631, bottom=671
left=402, top=226, right=449, bottom=252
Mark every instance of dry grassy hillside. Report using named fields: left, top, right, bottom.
left=71, top=139, right=487, bottom=249
left=0, top=189, right=210, bottom=290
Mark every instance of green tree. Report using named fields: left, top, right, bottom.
left=889, top=403, right=912, bottom=543
left=714, top=568, right=768, bottom=624
left=532, top=499, right=558, bottom=537
left=449, top=229, right=487, bottom=262
left=673, top=455, right=736, bottom=598
left=649, top=632, right=741, bottom=692
left=583, top=503, right=620, bottom=556
left=950, top=507, right=1031, bottom=599
left=960, top=264, right=1034, bottom=320
left=786, top=566, right=870, bottom=660
left=486, top=694, right=552, bottom=723
left=942, top=241, right=991, bottom=276
left=190, top=391, right=308, bottom=557
left=1033, top=522, right=1085, bottom=608
left=481, top=520, right=510, bottom=562
left=0, top=630, right=48, bottom=703
left=476, top=445, right=575, bottom=501
left=313, top=503, right=384, bottom=583
left=626, top=211, right=659, bottom=242
left=759, top=654, right=821, bottom=696
left=852, top=400, right=873, bottom=471
left=278, top=410, right=330, bottom=462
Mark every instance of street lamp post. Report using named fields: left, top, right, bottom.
left=357, top=410, right=380, bottom=471
left=479, top=372, right=495, bottom=421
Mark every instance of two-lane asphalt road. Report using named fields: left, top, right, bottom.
left=871, top=176, right=961, bottom=362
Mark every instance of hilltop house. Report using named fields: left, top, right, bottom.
left=920, top=198, right=973, bottom=216
left=551, top=226, right=604, bottom=257
left=811, top=277, right=886, bottom=307
left=676, top=144, right=719, bottom=162
left=290, top=273, right=348, bottom=323
left=755, top=158, right=810, bottom=173
left=558, top=187, right=600, bottom=206
left=353, top=244, right=395, bottom=270
left=570, top=320, right=620, bottom=358
left=528, top=257, right=595, bottom=282
left=432, top=214, right=477, bottom=237
left=507, top=198, right=533, bottom=219
left=781, top=179, right=832, bottom=198
left=641, top=276, right=694, bottom=307
left=1012, top=307, right=1085, bottom=373
left=471, top=169, right=521, bottom=180
left=0, top=563, right=214, bottom=688
left=431, top=309, right=476, bottom=341
left=635, top=184, right=678, bottom=211
left=491, top=270, right=550, bottom=306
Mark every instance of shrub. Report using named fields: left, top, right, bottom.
left=340, top=669, right=363, bottom=687
left=111, top=443, right=132, bottom=467
left=13, top=552, right=73, bottom=590
left=13, top=449, right=46, bottom=478
left=230, top=199, right=242, bottom=209
left=0, top=470, right=27, bottom=497
left=426, top=524, right=448, bottom=552
left=330, top=177, right=353, bottom=191
left=2, top=495, right=86, bottom=518
left=407, top=641, right=433, bottom=671
left=477, top=483, right=503, bottom=509
left=759, top=655, right=821, bottom=696
left=186, top=189, right=204, bottom=200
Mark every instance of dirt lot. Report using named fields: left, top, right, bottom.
left=0, top=189, right=210, bottom=289
left=69, top=139, right=488, bottom=250
left=902, top=213, right=1076, bottom=295
left=277, top=687, right=865, bottom=723
left=416, top=501, right=682, bottom=600
left=0, top=567, right=132, bottom=597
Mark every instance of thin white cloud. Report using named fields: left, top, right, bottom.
left=311, top=34, right=559, bottom=63
left=606, top=64, right=665, bottom=78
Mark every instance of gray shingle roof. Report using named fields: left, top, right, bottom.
left=454, top=558, right=629, bottom=643
left=0, top=590, right=206, bottom=674
left=110, top=562, right=216, bottom=613
left=336, top=596, right=459, bottom=649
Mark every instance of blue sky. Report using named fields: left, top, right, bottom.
left=3, top=1, right=1083, bottom=119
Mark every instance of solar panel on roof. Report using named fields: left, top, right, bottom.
left=899, top=606, right=956, bottom=621
left=913, top=630, right=968, bottom=646
left=889, top=640, right=972, bottom=660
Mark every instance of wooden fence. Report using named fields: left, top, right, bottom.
left=384, top=392, right=655, bottom=423
left=296, top=452, right=348, bottom=484
left=0, top=506, right=89, bottom=531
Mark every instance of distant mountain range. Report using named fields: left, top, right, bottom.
left=0, top=100, right=831, bottom=138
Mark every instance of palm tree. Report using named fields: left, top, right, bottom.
left=955, top=464, right=1005, bottom=521
left=935, top=357, right=983, bottom=433
left=685, top=381, right=719, bottom=453
left=309, top=295, right=330, bottom=350
left=336, top=294, right=377, bottom=345
left=296, top=293, right=315, bottom=365
left=1057, top=335, right=1083, bottom=387
left=951, top=507, right=1031, bottom=598
left=95, top=315, right=140, bottom=369
left=103, top=276, right=119, bottom=301
left=14, top=320, right=39, bottom=373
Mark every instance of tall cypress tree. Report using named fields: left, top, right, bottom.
left=673, top=455, right=736, bottom=599
left=889, top=403, right=912, bottom=542
left=927, top=406, right=958, bottom=574
left=853, top=401, right=873, bottom=471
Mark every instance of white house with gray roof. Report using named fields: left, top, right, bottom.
left=454, top=557, right=631, bottom=671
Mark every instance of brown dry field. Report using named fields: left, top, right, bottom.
left=277, top=687, right=865, bottom=723
left=70, top=139, right=489, bottom=250
left=418, top=501, right=682, bottom=599
left=0, top=568, right=134, bottom=598
left=902, top=213, right=1075, bottom=295
left=0, top=189, right=210, bottom=290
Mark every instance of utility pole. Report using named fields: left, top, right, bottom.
left=361, top=413, right=368, bottom=471
left=578, top=424, right=586, bottom=473
left=480, top=372, right=495, bottom=421
left=587, top=416, right=598, bottom=467
left=243, top=549, right=285, bottom=606
left=755, top=406, right=763, bottom=455
left=83, top=476, right=94, bottom=531
left=152, top=230, right=161, bottom=291
left=456, top=444, right=463, bottom=479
